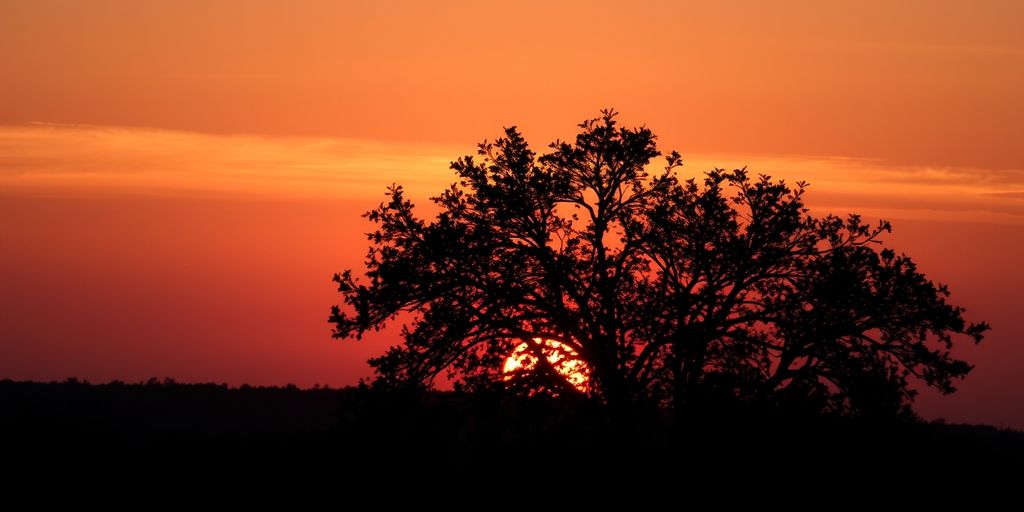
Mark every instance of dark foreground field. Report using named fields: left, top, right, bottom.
left=3, top=379, right=1022, bottom=478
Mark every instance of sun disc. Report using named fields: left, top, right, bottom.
left=502, top=338, right=590, bottom=392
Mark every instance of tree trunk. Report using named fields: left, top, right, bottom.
left=670, top=334, right=708, bottom=440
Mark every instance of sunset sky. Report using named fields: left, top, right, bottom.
left=2, top=1, right=1022, bottom=427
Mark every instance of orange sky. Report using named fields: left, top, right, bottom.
left=3, top=0, right=1023, bottom=168
left=1, top=1, right=1023, bottom=427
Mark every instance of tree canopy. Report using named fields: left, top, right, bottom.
left=330, top=110, right=988, bottom=420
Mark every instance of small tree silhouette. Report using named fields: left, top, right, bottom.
left=330, top=110, right=988, bottom=420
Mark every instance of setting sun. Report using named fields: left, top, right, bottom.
left=502, top=338, right=591, bottom=393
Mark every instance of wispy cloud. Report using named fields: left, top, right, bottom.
left=2, top=123, right=1023, bottom=223
left=0, top=123, right=461, bottom=199
left=682, top=153, right=1024, bottom=224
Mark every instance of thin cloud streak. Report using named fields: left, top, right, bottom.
left=0, top=123, right=461, bottom=199
left=1, top=123, right=1023, bottom=223
left=683, top=153, right=1024, bottom=224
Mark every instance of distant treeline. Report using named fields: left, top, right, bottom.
left=2, top=378, right=1022, bottom=473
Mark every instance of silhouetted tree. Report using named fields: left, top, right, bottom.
left=330, top=110, right=988, bottom=421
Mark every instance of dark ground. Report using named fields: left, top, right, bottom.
left=3, top=379, right=1022, bottom=483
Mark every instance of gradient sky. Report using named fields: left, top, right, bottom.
left=1, top=1, right=1022, bottom=427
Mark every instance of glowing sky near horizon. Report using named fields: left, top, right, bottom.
left=1, top=0, right=1023, bottom=428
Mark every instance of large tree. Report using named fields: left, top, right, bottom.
left=330, top=110, right=987, bottom=419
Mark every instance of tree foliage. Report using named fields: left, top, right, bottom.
left=330, top=110, right=988, bottom=419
